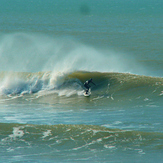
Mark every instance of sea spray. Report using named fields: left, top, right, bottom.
left=0, top=32, right=146, bottom=75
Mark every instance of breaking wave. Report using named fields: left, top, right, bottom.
left=0, top=71, right=162, bottom=106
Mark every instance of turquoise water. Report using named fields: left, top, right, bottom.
left=0, top=0, right=163, bottom=162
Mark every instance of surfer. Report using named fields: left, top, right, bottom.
left=84, top=78, right=96, bottom=94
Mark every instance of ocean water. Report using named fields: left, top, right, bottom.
left=0, top=0, right=163, bottom=162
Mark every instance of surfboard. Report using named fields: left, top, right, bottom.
left=83, top=89, right=91, bottom=97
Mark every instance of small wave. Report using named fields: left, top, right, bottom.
left=0, top=123, right=163, bottom=152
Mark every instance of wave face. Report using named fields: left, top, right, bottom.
left=0, top=123, right=163, bottom=162
left=0, top=71, right=162, bottom=106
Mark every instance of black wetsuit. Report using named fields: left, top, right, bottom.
left=84, top=79, right=96, bottom=93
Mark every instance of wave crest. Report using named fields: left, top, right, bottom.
left=0, top=71, right=162, bottom=105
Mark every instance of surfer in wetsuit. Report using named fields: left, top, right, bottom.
left=84, top=78, right=96, bottom=94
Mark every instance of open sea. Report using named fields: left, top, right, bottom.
left=0, top=0, right=163, bottom=162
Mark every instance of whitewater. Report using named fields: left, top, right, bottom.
left=0, top=0, right=163, bottom=162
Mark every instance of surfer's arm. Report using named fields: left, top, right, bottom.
left=91, top=81, right=96, bottom=86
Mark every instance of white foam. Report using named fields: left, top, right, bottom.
left=9, top=127, right=24, bottom=140
left=104, top=145, right=116, bottom=149
left=159, top=91, right=163, bottom=96
left=42, top=130, right=52, bottom=139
